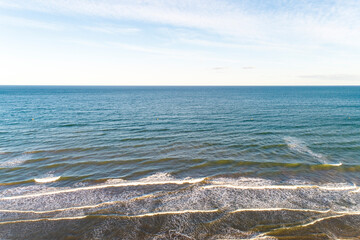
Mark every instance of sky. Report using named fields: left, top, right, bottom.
left=0, top=0, right=360, bottom=85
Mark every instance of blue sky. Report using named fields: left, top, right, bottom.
left=0, top=0, right=359, bottom=85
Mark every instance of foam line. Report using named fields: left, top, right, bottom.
left=230, top=208, right=331, bottom=214
left=2, top=209, right=360, bottom=226
left=0, top=208, right=217, bottom=217
left=231, top=208, right=360, bottom=216
left=0, top=202, right=112, bottom=214
left=294, top=211, right=360, bottom=227
left=257, top=211, right=360, bottom=238
left=131, top=209, right=360, bottom=219
left=327, top=162, right=343, bottom=166
left=2, top=205, right=359, bottom=217
left=300, top=214, right=346, bottom=228
left=203, top=184, right=357, bottom=191
left=0, top=210, right=219, bottom=224
left=284, top=136, right=326, bottom=161
left=0, top=194, right=155, bottom=214
left=34, top=176, right=61, bottom=183
left=0, top=178, right=205, bottom=200
left=0, top=216, right=87, bottom=225
left=350, top=188, right=360, bottom=193
left=129, top=209, right=219, bottom=218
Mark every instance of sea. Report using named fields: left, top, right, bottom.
left=0, top=86, right=359, bottom=239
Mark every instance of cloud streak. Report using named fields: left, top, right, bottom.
left=1, top=0, right=360, bottom=85
left=0, top=15, right=61, bottom=30
left=1, top=0, right=360, bottom=48
left=83, top=26, right=140, bottom=35
left=299, top=74, right=360, bottom=82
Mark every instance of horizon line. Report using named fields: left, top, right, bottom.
left=1, top=85, right=359, bottom=87
left=0, top=84, right=360, bottom=88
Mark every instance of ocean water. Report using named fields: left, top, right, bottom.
left=0, top=86, right=359, bottom=239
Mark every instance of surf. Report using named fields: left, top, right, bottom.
left=34, top=176, right=61, bottom=183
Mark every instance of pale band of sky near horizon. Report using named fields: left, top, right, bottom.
left=0, top=0, right=360, bottom=85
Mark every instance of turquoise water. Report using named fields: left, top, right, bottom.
left=0, top=86, right=360, bottom=239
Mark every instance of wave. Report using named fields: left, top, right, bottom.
left=2, top=205, right=356, bottom=217
left=326, top=162, right=343, bottom=166
left=284, top=136, right=325, bottom=160
left=1, top=174, right=359, bottom=211
left=234, top=159, right=345, bottom=169
left=1, top=173, right=358, bottom=199
left=1, top=209, right=360, bottom=239
left=0, top=150, right=8, bottom=155
left=284, top=136, right=343, bottom=166
left=261, top=212, right=360, bottom=238
left=0, top=175, right=205, bottom=200
left=34, top=176, right=61, bottom=183
left=2, top=208, right=358, bottom=224
left=202, top=183, right=357, bottom=191
left=25, top=147, right=108, bottom=154
left=2, top=177, right=357, bottom=202
left=1, top=173, right=360, bottom=239
left=0, top=154, right=31, bottom=168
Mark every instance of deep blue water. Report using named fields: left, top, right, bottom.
left=0, top=86, right=360, bottom=239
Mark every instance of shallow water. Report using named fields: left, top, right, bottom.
left=0, top=86, right=359, bottom=239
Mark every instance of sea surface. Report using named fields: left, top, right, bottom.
left=0, top=86, right=359, bottom=239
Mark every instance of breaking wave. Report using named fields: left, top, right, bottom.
left=34, top=176, right=61, bottom=183
left=1, top=173, right=360, bottom=239
left=284, top=136, right=343, bottom=166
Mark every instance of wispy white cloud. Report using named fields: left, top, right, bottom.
left=1, top=0, right=360, bottom=51
left=178, top=37, right=321, bottom=54
left=1, top=0, right=360, bottom=49
left=299, top=74, right=360, bottom=82
left=212, top=67, right=226, bottom=71
left=107, top=41, right=178, bottom=55
left=0, top=15, right=61, bottom=30
left=83, top=25, right=140, bottom=34
left=1, top=0, right=360, bottom=85
left=63, top=39, right=246, bottom=64
left=106, top=41, right=245, bottom=64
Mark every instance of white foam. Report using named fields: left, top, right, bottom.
left=206, top=178, right=357, bottom=191
left=203, top=184, right=357, bottom=191
left=210, top=177, right=274, bottom=186
left=284, top=136, right=326, bottom=162
left=351, top=188, right=360, bottom=193
left=0, top=202, right=109, bottom=214
left=0, top=193, right=155, bottom=214
left=260, top=212, right=360, bottom=237
left=327, top=162, right=343, bottom=166
left=0, top=185, right=57, bottom=199
left=1, top=176, right=205, bottom=200
left=131, top=209, right=219, bottom=218
left=140, top=172, right=175, bottom=181
left=254, top=213, right=360, bottom=239
left=2, top=174, right=359, bottom=219
left=35, top=176, right=61, bottom=183
left=103, top=178, right=127, bottom=184
left=103, top=173, right=176, bottom=185
left=0, top=206, right=346, bottom=216
left=301, top=214, right=346, bottom=228
left=2, top=173, right=357, bottom=202
left=0, top=215, right=87, bottom=225
left=231, top=208, right=331, bottom=214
